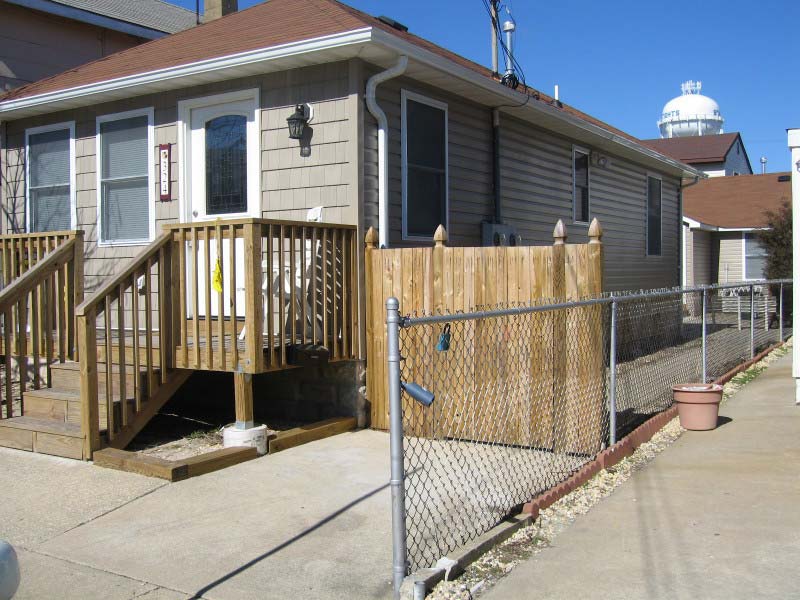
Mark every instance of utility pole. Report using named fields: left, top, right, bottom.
left=490, top=0, right=500, bottom=75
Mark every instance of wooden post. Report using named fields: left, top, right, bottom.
left=551, top=220, right=568, bottom=452
left=364, top=227, right=378, bottom=427
left=432, top=225, right=447, bottom=312
left=78, top=308, right=100, bottom=459
left=243, top=222, right=264, bottom=373
left=234, top=372, right=254, bottom=429
left=588, top=218, right=604, bottom=294
left=69, top=231, right=84, bottom=360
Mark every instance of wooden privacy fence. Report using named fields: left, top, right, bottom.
left=366, top=219, right=606, bottom=454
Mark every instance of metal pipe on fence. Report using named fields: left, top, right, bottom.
left=701, top=287, right=707, bottom=383
left=750, top=285, right=755, bottom=359
left=386, top=297, right=408, bottom=599
left=608, top=299, right=617, bottom=446
left=779, top=282, right=784, bottom=342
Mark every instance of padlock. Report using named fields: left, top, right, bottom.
left=436, top=323, right=451, bottom=352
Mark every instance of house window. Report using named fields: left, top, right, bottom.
left=98, top=111, right=152, bottom=244
left=402, top=91, right=448, bottom=240
left=26, top=124, right=74, bottom=232
left=744, top=233, right=767, bottom=280
left=573, top=147, right=590, bottom=223
left=646, top=175, right=662, bottom=256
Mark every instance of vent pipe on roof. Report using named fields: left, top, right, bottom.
left=205, top=0, right=238, bottom=21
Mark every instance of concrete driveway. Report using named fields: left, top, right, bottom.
left=1, top=429, right=393, bottom=600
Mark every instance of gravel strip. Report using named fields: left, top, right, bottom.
left=427, top=339, right=791, bottom=600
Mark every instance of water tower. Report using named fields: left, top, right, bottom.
left=657, top=81, right=724, bottom=138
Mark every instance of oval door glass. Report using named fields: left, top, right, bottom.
left=205, top=115, right=247, bottom=215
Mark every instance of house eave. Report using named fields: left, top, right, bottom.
left=0, top=24, right=701, bottom=178
left=4, top=0, right=177, bottom=39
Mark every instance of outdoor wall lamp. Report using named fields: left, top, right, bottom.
left=287, top=103, right=313, bottom=139
left=401, top=381, right=435, bottom=407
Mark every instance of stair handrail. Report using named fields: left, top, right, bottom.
left=0, top=233, right=84, bottom=420
left=76, top=230, right=174, bottom=457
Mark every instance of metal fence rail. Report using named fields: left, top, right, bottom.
left=387, top=279, right=792, bottom=596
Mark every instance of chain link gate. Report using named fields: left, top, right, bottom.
left=386, top=280, right=792, bottom=597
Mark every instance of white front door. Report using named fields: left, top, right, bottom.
left=183, top=92, right=260, bottom=318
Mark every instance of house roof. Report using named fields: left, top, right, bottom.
left=0, top=0, right=702, bottom=178
left=5, top=0, right=198, bottom=36
left=683, top=172, right=791, bottom=229
left=640, top=132, right=742, bottom=165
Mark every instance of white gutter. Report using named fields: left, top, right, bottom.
left=365, top=55, right=408, bottom=249
left=370, top=28, right=703, bottom=180
left=0, top=28, right=373, bottom=116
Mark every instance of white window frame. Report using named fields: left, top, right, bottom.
left=572, top=145, right=590, bottom=225
left=741, top=231, right=768, bottom=281
left=401, top=89, right=449, bottom=242
left=25, top=121, right=77, bottom=233
left=645, top=172, right=663, bottom=257
left=95, top=107, right=155, bottom=247
left=176, top=88, right=261, bottom=223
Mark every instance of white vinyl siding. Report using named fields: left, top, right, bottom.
left=646, top=175, right=662, bottom=256
left=97, top=109, right=154, bottom=245
left=402, top=90, right=449, bottom=240
left=572, top=147, right=589, bottom=223
left=26, top=123, right=75, bottom=232
left=743, top=232, right=767, bottom=280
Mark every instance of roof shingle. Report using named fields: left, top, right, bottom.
left=640, top=133, right=741, bottom=165
left=0, top=0, right=649, bottom=148
left=683, top=172, right=791, bottom=229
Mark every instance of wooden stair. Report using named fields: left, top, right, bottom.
left=0, top=354, right=190, bottom=460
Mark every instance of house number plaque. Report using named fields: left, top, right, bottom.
left=159, top=144, right=171, bottom=201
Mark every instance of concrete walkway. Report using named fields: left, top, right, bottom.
left=484, top=351, right=800, bottom=600
left=1, top=429, right=393, bottom=600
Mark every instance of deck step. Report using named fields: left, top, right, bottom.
left=49, top=361, right=158, bottom=395
left=0, top=416, right=84, bottom=459
left=23, top=387, right=135, bottom=426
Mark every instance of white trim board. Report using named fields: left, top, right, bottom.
left=24, top=120, right=77, bottom=233
left=95, top=107, right=156, bottom=247
left=401, top=89, right=449, bottom=242
left=177, top=88, right=261, bottom=223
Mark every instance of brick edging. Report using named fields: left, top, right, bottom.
left=522, top=340, right=786, bottom=520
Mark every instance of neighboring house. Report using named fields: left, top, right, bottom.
left=682, top=172, right=790, bottom=288
left=0, top=0, right=700, bottom=295
left=1, top=0, right=198, bottom=92
left=641, top=132, right=753, bottom=178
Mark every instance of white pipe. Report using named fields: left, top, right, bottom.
left=366, top=56, right=408, bottom=249
left=787, top=129, right=800, bottom=404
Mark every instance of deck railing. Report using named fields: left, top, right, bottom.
left=77, top=218, right=359, bottom=455
left=0, top=233, right=84, bottom=419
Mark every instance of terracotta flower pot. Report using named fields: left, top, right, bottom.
left=672, top=383, right=724, bottom=431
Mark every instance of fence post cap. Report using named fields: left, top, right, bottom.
left=588, top=218, right=603, bottom=243
left=553, top=220, right=567, bottom=245
left=365, top=227, right=378, bottom=248
left=433, top=225, right=448, bottom=247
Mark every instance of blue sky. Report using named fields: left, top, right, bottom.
left=172, top=0, right=799, bottom=172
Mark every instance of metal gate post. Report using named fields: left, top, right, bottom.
left=779, top=282, right=784, bottom=343
left=387, top=297, right=408, bottom=599
left=701, top=288, right=707, bottom=383
left=608, top=299, right=617, bottom=446
left=750, top=285, right=755, bottom=359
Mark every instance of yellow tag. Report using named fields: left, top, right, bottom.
left=212, top=258, right=223, bottom=293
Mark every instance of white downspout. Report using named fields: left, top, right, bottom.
left=366, top=55, right=408, bottom=248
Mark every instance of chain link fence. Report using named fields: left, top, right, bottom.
left=386, top=280, right=792, bottom=592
